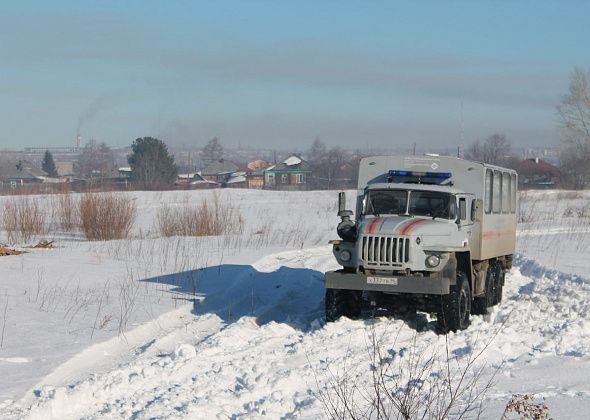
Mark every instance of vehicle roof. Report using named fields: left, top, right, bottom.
left=361, top=154, right=517, bottom=173
left=358, top=155, right=517, bottom=191
left=365, top=182, right=467, bottom=195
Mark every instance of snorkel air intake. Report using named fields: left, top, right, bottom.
left=336, top=192, right=357, bottom=241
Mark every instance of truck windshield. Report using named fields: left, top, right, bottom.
left=363, top=189, right=455, bottom=219
left=409, top=191, right=454, bottom=219
left=363, top=190, right=408, bottom=215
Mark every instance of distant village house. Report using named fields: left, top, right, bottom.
left=518, top=158, right=560, bottom=189
left=201, top=159, right=240, bottom=184
left=264, top=155, right=311, bottom=191
left=175, top=172, right=219, bottom=189
left=246, top=159, right=271, bottom=189
left=0, top=160, right=47, bottom=188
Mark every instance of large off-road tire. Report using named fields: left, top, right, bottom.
left=325, top=288, right=361, bottom=322
left=472, top=264, right=495, bottom=315
left=437, top=271, right=471, bottom=333
left=473, top=259, right=506, bottom=314
left=493, top=261, right=504, bottom=305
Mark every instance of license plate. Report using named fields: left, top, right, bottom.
left=367, top=276, right=398, bottom=286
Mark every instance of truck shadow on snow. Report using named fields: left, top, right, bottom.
left=142, top=265, right=431, bottom=332
left=141, top=265, right=326, bottom=331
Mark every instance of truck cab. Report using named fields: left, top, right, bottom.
left=325, top=155, right=517, bottom=332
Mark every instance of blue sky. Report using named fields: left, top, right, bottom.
left=1, top=0, right=588, bottom=150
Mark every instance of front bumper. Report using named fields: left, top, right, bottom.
left=325, top=270, right=451, bottom=295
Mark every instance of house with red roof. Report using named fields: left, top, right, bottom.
left=518, top=158, right=560, bottom=189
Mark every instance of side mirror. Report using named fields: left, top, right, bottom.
left=338, top=192, right=353, bottom=218
left=337, top=192, right=356, bottom=241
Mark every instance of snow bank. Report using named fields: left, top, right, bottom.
left=3, top=244, right=590, bottom=419
left=2, top=189, right=590, bottom=419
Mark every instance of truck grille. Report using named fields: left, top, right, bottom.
left=361, top=235, right=410, bottom=266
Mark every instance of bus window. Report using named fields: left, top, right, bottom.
left=510, top=173, right=517, bottom=213
left=485, top=169, right=492, bottom=214
left=493, top=170, right=501, bottom=213
left=502, top=172, right=510, bottom=213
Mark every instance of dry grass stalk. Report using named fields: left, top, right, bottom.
left=0, top=245, right=24, bottom=256
left=157, top=194, right=243, bottom=237
left=27, top=240, right=55, bottom=249
left=79, top=193, right=136, bottom=241
left=2, top=197, right=47, bottom=243
left=55, top=192, right=79, bottom=232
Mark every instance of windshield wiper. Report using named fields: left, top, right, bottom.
left=431, top=209, right=446, bottom=220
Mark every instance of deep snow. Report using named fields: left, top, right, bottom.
left=0, top=189, right=589, bottom=419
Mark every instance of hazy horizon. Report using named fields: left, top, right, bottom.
left=1, top=1, right=588, bottom=150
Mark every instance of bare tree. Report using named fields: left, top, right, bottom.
left=464, top=134, right=512, bottom=166
left=76, top=140, right=116, bottom=180
left=557, top=67, right=590, bottom=188
left=0, top=151, right=19, bottom=180
left=325, top=146, right=348, bottom=189
left=308, top=137, right=327, bottom=189
left=307, top=139, right=359, bottom=189
left=309, top=137, right=327, bottom=163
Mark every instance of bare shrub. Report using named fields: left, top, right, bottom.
left=54, top=193, right=79, bottom=232
left=578, top=202, right=590, bottom=218
left=79, top=193, right=136, bottom=240
left=518, top=193, right=538, bottom=224
left=157, top=194, right=243, bottom=237
left=314, top=324, right=499, bottom=420
left=156, top=206, right=179, bottom=237
left=2, top=197, right=47, bottom=243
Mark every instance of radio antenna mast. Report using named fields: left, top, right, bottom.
left=459, top=100, right=464, bottom=157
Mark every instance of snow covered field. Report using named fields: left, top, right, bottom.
left=0, top=188, right=589, bottom=419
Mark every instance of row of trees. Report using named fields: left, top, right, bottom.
left=307, top=134, right=516, bottom=189
left=435, top=65, right=590, bottom=190
left=307, top=138, right=361, bottom=189
left=40, top=136, right=229, bottom=189
left=454, top=67, right=590, bottom=191
left=74, top=136, right=223, bottom=180
left=38, top=140, right=118, bottom=180
left=36, top=137, right=178, bottom=189
left=463, top=133, right=513, bottom=167
left=113, top=137, right=224, bottom=188
left=31, top=66, right=590, bottom=191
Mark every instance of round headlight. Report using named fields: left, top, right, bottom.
left=340, top=250, right=352, bottom=262
left=426, top=255, right=440, bottom=268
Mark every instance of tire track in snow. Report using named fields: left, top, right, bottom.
left=4, top=247, right=590, bottom=419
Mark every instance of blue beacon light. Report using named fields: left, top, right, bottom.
left=388, top=170, right=452, bottom=179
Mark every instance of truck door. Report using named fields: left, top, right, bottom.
left=457, top=194, right=475, bottom=226
left=457, top=194, right=475, bottom=246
